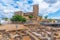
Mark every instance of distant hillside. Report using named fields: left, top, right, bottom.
left=55, top=19, right=60, bottom=22
left=48, top=19, right=60, bottom=22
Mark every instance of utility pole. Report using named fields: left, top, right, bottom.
left=16, top=25, right=18, bottom=34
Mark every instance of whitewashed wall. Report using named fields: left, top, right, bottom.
left=0, top=20, right=11, bottom=24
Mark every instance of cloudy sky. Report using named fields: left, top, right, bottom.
left=0, top=0, right=60, bottom=19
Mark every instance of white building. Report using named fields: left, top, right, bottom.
left=0, top=19, right=11, bottom=24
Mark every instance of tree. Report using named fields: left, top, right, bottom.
left=48, top=19, right=52, bottom=22
left=21, top=18, right=26, bottom=23
left=44, top=16, right=48, bottom=19
left=0, top=21, right=1, bottom=25
left=39, top=16, right=43, bottom=21
left=29, top=15, right=33, bottom=19
left=3, top=18, right=8, bottom=21
left=0, top=18, right=2, bottom=25
left=0, top=23, right=1, bottom=25
left=11, top=15, right=26, bottom=23
left=49, top=19, right=56, bottom=23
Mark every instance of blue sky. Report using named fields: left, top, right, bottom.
left=0, top=0, right=60, bottom=19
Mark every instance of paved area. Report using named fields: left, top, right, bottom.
left=0, top=24, right=27, bottom=31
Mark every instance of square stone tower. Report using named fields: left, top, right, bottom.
left=33, top=4, right=39, bottom=20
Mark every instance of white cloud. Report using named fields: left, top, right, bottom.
left=47, top=1, right=60, bottom=13
left=49, top=17, right=60, bottom=19
left=0, top=0, right=33, bottom=18
left=33, top=0, right=60, bottom=16
left=0, top=0, right=60, bottom=19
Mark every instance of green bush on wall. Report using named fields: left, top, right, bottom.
left=11, top=15, right=26, bottom=23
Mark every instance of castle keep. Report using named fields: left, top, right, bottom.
left=15, top=4, right=39, bottom=20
